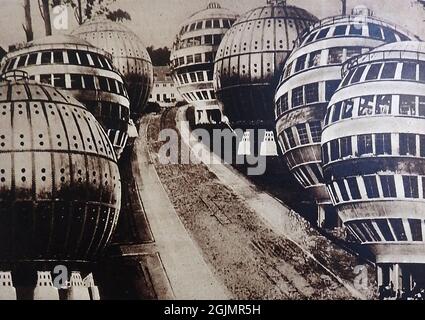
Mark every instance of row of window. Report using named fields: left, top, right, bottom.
left=175, top=70, right=214, bottom=86
left=301, top=22, right=410, bottom=46
left=181, top=89, right=216, bottom=102
left=325, top=94, right=425, bottom=126
left=323, top=133, right=425, bottom=164
left=180, top=19, right=235, bottom=35
left=155, top=83, right=175, bottom=88
left=172, top=51, right=216, bottom=68
left=278, top=121, right=322, bottom=153
left=82, top=100, right=129, bottom=122
left=341, top=61, right=425, bottom=87
left=30, top=74, right=128, bottom=97
left=346, top=218, right=423, bottom=243
left=175, top=34, right=224, bottom=50
left=283, top=46, right=369, bottom=80
left=328, top=174, right=425, bottom=205
left=275, top=80, right=340, bottom=118
left=291, top=163, right=324, bottom=189
left=4, top=50, right=113, bottom=72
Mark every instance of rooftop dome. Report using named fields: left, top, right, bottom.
left=0, top=73, right=121, bottom=262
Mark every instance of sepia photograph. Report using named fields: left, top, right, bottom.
left=0, top=0, right=425, bottom=309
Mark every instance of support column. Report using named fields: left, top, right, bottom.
left=317, top=205, right=326, bottom=228
left=67, top=272, right=90, bottom=300
left=377, top=265, right=384, bottom=288
left=33, top=271, right=59, bottom=300
left=0, top=272, right=16, bottom=300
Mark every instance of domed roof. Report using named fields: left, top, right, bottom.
left=183, top=1, right=237, bottom=23
left=0, top=72, right=121, bottom=262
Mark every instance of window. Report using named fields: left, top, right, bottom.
left=83, top=75, right=95, bottom=90
left=359, top=95, right=375, bottom=116
left=349, top=25, right=363, bottom=35
left=207, top=70, right=213, bottom=81
left=296, top=124, right=309, bottom=145
left=194, top=54, right=202, bottom=63
left=420, top=135, right=425, bottom=157
left=223, top=20, right=231, bottom=28
left=202, top=91, right=209, bottom=100
left=329, top=184, right=340, bottom=203
left=330, top=139, right=340, bottom=161
left=98, top=77, right=109, bottom=91
left=295, top=55, right=307, bottom=72
left=279, top=93, right=289, bottom=114
left=351, top=66, right=367, bottom=84
left=408, top=219, right=423, bottom=241
left=193, top=37, right=202, bottom=46
left=365, top=63, right=382, bottom=80
left=400, top=133, right=417, bottom=156
left=52, top=74, right=65, bottom=88
left=292, top=86, right=304, bottom=107
left=213, top=34, right=222, bottom=45
left=381, top=63, right=397, bottom=79
left=346, top=47, right=363, bottom=59
left=403, top=176, right=419, bottom=198
left=337, top=180, right=350, bottom=201
left=70, top=74, right=83, bottom=89
left=308, top=51, right=321, bottom=68
left=401, top=63, right=417, bottom=80
left=204, top=35, right=213, bottom=44
left=284, top=62, right=293, bottom=78
left=305, top=31, right=318, bottom=43
left=333, top=25, right=347, bottom=36
left=41, top=52, right=52, bottom=64
left=5, top=58, right=16, bottom=71
left=325, top=80, right=340, bottom=101
left=420, top=97, right=425, bottom=118
left=197, top=71, right=205, bottom=82
left=17, top=56, right=26, bottom=68
left=358, top=135, right=373, bottom=155
left=53, top=51, right=64, bottom=63
left=213, top=19, right=220, bottom=28
left=285, top=128, right=296, bottom=148
left=375, top=95, right=392, bottom=115
left=375, top=219, right=395, bottom=241
left=328, top=47, right=344, bottom=64
left=369, top=23, right=383, bottom=39
left=190, top=73, right=197, bottom=83
left=347, top=177, right=361, bottom=199
left=419, top=63, right=425, bottom=82
left=205, top=52, right=214, bottom=62
left=189, top=23, right=196, bottom=31
left=309, top=121, right=321, bottom=143
left=340, top=137, right=352, bottom=158
left=109, top=79, right=118, bottom=94
left=380, top=175, right=397, bottom=198
left=400, top=95, right=416, bottom=115
left=195, top=21, right=203, bottom=30
left=363, top=175, right=380, bottom=198
left=383, top=27, right=397, bottom=42
left=79, top=52, right=89, bottom=66
left=341, top=99, right=354, bottom=119
left=341, top=69, right=355, bottom=86
left=205, top=20, right=212, bottom=28
left=316, top=27, right=330, bottom=39
left=332, top=102, right=342, bottom=123
left=187, top=55, right=194, bottom=64
left=40, top=74, right=51, bottom=85
left=27, top=53, right=38, bottom=65
left=322, top=143, right=329, bottom=164
left=305, top=83, right=319, bottom=103
left=375, top=133, right=392, bottom=155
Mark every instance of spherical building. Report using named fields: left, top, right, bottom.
left=1, top=35, right=130, bottom=159
left=72, top=19, right=154, bottom=121
left=214, top=0, right=318, bottom=130
left=274, top=7, right=418, bottom=224
left=170, top=2, right=237, bottom=125
left=322, top=41, right=425, bottom=292
left=0, top=71, right=121, bottom=263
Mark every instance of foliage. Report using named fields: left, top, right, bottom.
left=146, top=46, right=171, bottom=66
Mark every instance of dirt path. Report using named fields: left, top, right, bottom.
left=145, top=108, right=377, bottom=300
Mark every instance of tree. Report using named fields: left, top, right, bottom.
left=39, top=0, right=53, bottom=36
left=23, top=0, right=34, bottom=41
left=58, top=0, right=131, bottom=25
left=147, top=46, right=171, bottom=66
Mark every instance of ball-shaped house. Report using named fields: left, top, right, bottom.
left=72, top=19, right=154, bottom=122
left=274, top=7, right=419, bottom=226
left=1, top=35, right=131, bottom=159
left=321, top=41, right=425, bottom=292
left=170, top=2, right=237, bottom=125
left=214, top=0, right=317, bottom=139
left=0, top=71, right=121, bottom=264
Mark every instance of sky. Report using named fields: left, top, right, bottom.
left=1, top=0, right=425, bottom=50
